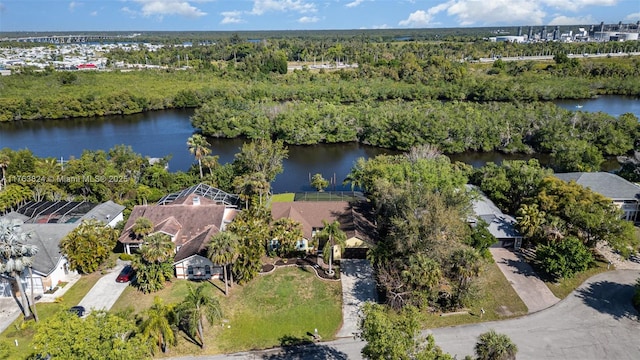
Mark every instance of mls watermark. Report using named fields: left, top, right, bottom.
left=7, top=175, right=128, bottom=184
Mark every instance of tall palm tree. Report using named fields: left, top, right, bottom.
left=177, top=283, right=222, bottom=349
left=141, top=296, right=176, bottom=354
left=474, top=329, right=518, bottom=360
left=318, top=220, right=347, bottom=275
left=201, top=155, right=220, bottom=177
left=0, top=153, right=10, bottom=191
left=140, top=233, right=175, bottom=264
left=186, top=134, right=211, bottom=179
left=0, top=219, right=38, bottom=319
left=207, top=232, right=239, bottom=296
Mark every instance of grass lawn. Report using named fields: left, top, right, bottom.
left=544, top=259, right=611, bottom=299
left=271, top=193, right=295, bottom=203
left=112, top=267, right=342, bottom=357
left=422, top=261, right=528, bottom=328
left=0, top=272, right=102, bottom=359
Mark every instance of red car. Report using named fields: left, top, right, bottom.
left=116, top=265, right=135, bottom=283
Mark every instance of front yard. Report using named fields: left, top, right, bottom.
left=422, top=261, right=528, bottom=328
left=111, top=266, right=342, bottom=357
left=0, top=272, right=102, bottom=359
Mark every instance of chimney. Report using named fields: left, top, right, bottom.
left=192, top=196, right=200, bottom=206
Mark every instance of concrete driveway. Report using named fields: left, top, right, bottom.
left=429, top=269, right=640, bottom=360
left=336, top=259, right=377, bottom=338
left=490, top=247, right=560, bottom=313
left=77, top=261, right=130, bottom=312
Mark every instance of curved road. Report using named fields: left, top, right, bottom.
left=170, top=269, right=640, bottom=360
left=428, top=269, right=640, bottom=359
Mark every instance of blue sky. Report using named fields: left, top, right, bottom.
left=1, top=0, right=639, bottom=32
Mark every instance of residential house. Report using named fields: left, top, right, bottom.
left=270, top=201, right=376, bottom=259
left=0, top=200, right=125, bottom=297
left=118, top=184, right=239, bottom=280
left=467, top=185, right=523, bottom=250
left=555, top=172, right=640, bottom=222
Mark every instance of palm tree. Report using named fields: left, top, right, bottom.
left=270, top=218, right=304, bottom=257
left=0, top=153, right=10, bottom=191
left=201, top=155, right=220, bottom=177
left=140, top=233, right=175, bottom=264
left=132, top=217, right=153, bottom=240
left=450, top=248, right=481, bottom=291
left=474, top=329, right=518, bottom=360
left=142, top=296, right=177, bottom=354
left=0, top=219, right=38, bottom=319
left=516, top=203, right=545, bottom=239
left=318, top=220, right=347, bottom=275
left=177, top=283, right=222, bottom=349
left=186, top=134, right=211, bottom=179
left=207, top=232, right=239, bottom=296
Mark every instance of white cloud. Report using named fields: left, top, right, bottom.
left=541, top=0, right=618, bottom=11
left=372, top=24, right=390, bottom=29
left=251, top=0, right=317, bottom=15
left=69, top=1, right=82, bottom=11
left=625, top=12, right=640, bottom=21
left=345, top=0, right=365, bottom=8
left=441, top=0, right=546, bottom=26
left=221, top=10, right=244, bottom=24
left=121, top=6, right=138, bottom=16
left=298, top=15, right=319, bottom=23
left=130, top=0, right=207, bottom=18
left=398, top=1, right=449, bottom=28
left=548, top=14, right=594, bottom=25
left=90, top=10, right=98, bottom=16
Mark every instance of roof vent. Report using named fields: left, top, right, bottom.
left=193, top=196, right=200, bottom=206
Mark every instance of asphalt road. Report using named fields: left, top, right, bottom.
left=429, top=269, right=640, bottom=360
left=168, top=269, right=640, bottom=360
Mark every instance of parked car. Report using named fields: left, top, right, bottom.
left=69, top=306, right=85, bottom=317
left=116, top=265, right=135, bottom=283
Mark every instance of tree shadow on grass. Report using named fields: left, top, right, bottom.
left=575, top=280, right=639, bottom=320
left=261, top=335, right=349, bottom=360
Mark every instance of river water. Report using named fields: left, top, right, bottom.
left=0, top=96, right=637, bottom=193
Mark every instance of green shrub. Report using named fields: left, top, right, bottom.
left=119, top=253, right=134, bottom=261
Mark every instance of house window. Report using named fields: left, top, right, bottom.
left=205, top=265, right=211, bottom=276
left=187, top=266, right=194, bottom=275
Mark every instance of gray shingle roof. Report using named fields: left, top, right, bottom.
left=80, top=200, right=125, bottom=223
left=21, top=224, right=76, bottom=276
left=467, top=185, right=521, bottom=240
left=554, top=172, right=640, bottom=200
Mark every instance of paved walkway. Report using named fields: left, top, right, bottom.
left=77, top=261, right=129, bottom=312
left=336, top=259, right=377, bottom=338
left=490, top=247, right=560, bottom=313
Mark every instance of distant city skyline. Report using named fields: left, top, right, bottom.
left=0, top=0, right=639, bottom=32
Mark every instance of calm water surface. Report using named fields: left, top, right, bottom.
left=0, top=96, right=637, bottom=192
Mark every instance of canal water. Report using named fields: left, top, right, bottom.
left=0, top=96, right=637, bottom=192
